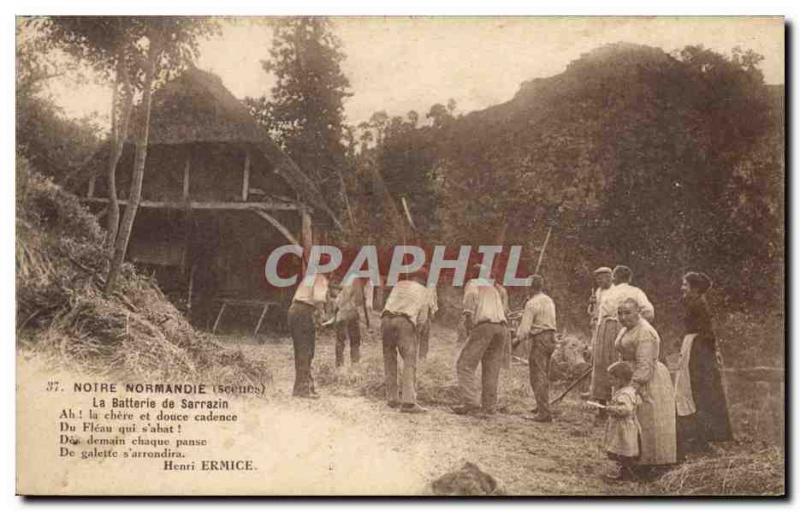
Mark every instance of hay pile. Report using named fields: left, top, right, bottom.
left=16, top=170, right=271, bottom=387
left=653, top=446, right=784, bottom=496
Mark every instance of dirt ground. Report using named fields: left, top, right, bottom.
left=222, top=322, right=665, bottom=496
left=17, top=317, right=783, bottom=495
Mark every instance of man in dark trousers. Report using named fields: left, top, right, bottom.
left=516, top=274, right=557, bottom=422
left=287, top=266, right=330, bottom=399
left=452, top=264, right=509, bottom=416
left=381, top=269, right=429, bottom=414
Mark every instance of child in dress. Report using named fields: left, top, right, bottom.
left=601, top=361, right=642, bottom=481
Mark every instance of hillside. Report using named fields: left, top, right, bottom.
left=437, top=43, right=783, bottom=347
left=16, top=155, right=271, bottom=385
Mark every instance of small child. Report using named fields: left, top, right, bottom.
left=601, top=361, right=642, bottom=481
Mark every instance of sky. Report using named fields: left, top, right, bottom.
left=41, top=16, right=785, bottom=128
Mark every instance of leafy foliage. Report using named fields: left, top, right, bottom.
left=28, top=16, right=222, bottom=293
left=436, top=43, right=781, bottom=326
left=16, top=21, right=102, bottom=182
left=245, top=17, right=352, bottom=215
left=33, top=16, right=220, bottom=89
left=347, top=111, right=449, bottom=245
left=343, top=102, right=460, bottom=247
left=342, top=43, right=782, bottom=331
left=16, top=95, right=102, bottom=183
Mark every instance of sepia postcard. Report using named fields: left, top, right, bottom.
left=15, top=15, right=785, bottom=496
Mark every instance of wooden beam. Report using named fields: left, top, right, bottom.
left=400, top=196, right=417, bottom=231
left=254, top=302, right=271, bottom=337
left=251, top=208, right=301, bottom=246
left=83, top=197, right=299, bottom=211
left=212, top=302, right=227, bottom=334
left=242, top=150, right=251, bottom=201
left=183, top=157, right=191, bottom=200
left=722, top=367, right=784, bottom=383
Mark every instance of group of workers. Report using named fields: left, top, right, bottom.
left=285, top=262, right=558, bottom=421
left=286, top=261, right=733, bottom=480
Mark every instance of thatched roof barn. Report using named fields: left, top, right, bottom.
left=81, top=67, right=336, bottom=334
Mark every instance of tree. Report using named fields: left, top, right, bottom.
left=38, top=16, right=220, bottom=293
left=346, top=106, right=448, bottom=247
left=427, top=100, right=456, bottom=129
left=105, top=18, right=220, bottom=293
left=246, top=17, right=352, bottom=211
left=17, top=18, right=78, bottom=100
left=36, top=17, right=141, bottom=249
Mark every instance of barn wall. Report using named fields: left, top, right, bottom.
left=246, top=148, right=297, bottom=199
left=126, top=207, right=303, bottom=330
left=189, top=143, right=245, bottom=202
left=91, top=142, right=298, bottom=204
left=87, top=137, right=313, bottom=332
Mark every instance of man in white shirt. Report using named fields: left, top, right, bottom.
left=381, top=269, right=430, bottom=413
left=288, top=270, right=330, bottom=398
left=516, top=274, right=557, bottom=422
left=607, top=265, right=655, bottom=321
left=453, top=265, right=509, bottom=416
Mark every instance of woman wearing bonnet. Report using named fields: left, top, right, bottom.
left=674, top=271, right=733, bottom=459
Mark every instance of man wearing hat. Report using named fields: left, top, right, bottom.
left=381, top=268, right=430, bottom=413
left=517, top=274, right=557, bottom=422
left=452, top=263, right=509, bottom=416
left=588, top=267, right=614, bottom=331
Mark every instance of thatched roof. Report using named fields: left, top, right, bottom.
left=129, top=66, right=341, bottom=228
left=136, top=66, right=266, bottom=145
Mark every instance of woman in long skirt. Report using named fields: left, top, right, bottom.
left=674, top=272, right=732, bottom=458
left=615, top=298, right=676, bottom=466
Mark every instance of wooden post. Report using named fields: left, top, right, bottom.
left=254, top=303, right=270, bottom=338
left=182, top=156, right=191, bottom=201
left=300, top=207, right=313, bottom=269
left=375, top=274, right=385, bottom=310
left=87, top=175, right=96, bottom=198
left=534, top=226, right=553, bottom=275
left=181, top=154, right=192, bottom=280
left=187, top=263, right=196, bottom=319
left=242, top=150, right=251, bottom=201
